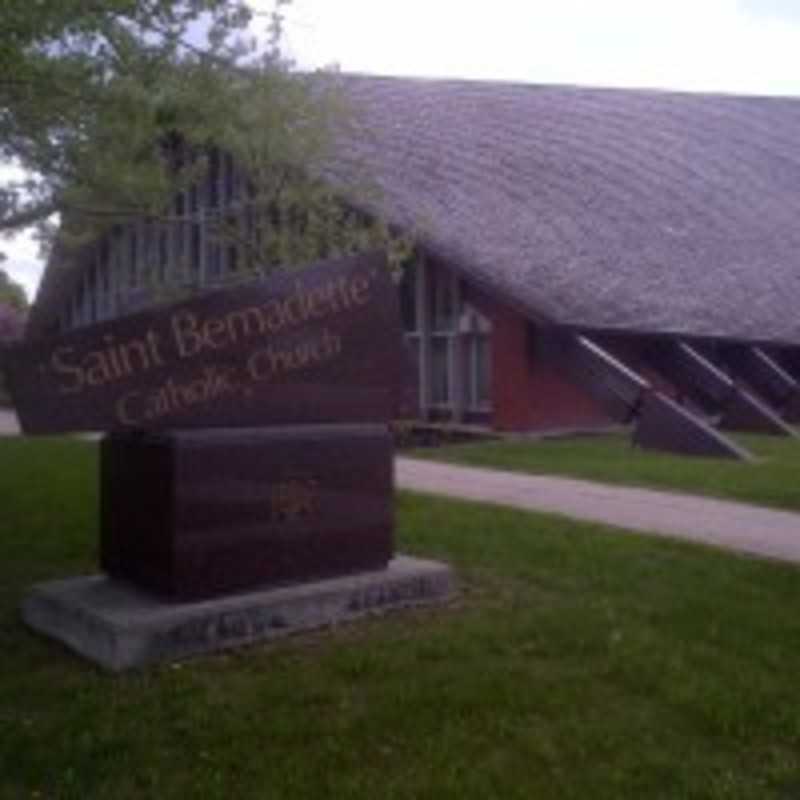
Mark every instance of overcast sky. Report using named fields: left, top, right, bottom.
left=4, top=0, right=800, bottom=302
left=274, top=0, right=800, bottom=93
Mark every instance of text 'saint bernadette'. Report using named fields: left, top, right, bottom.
left=45, top=272, right=373, bottom=396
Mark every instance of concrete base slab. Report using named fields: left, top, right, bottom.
left=21, top=555, right=454, bottom=672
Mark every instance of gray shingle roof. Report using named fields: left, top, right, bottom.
left=331, top=74, right=800, bottom=345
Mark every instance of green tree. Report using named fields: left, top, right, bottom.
left=2, top=1, right=250, bottom=231
left=1, top=0, right=402, bottom=282
left=0, top=266, right=27, bottom=310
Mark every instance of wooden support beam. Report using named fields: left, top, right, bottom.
left=766, top=347, right=800, bottom=422
left=633, top=393, right=754, bottom=461
left=539, top=332, right=752, bottom=459
left=536, top=332, right=649, bottom=422
left=645, top=341, right=733, bottom=414
left=720, top=390, right=797, bottom=437
left=646, top=341, right=795, bottom=436
left=717, top=345, right=799, bottom=414
left=769, top=347, right=800, bottom=381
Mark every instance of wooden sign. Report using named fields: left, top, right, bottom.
left=4, top=252, right=411, bottom=434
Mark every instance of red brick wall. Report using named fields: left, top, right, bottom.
left=465, top=287, right=611, bottom=432
left=489, top=304, right=537, bottom=430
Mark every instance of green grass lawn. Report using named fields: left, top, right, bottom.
left=4, top=437, right=800, bottom=798
left=411, top=432, right=800, bottom=512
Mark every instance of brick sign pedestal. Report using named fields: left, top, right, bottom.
left=100, top=425, right=395, bottom=600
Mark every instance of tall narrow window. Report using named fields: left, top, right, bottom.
left=158, top=227, right=168, bottom=284
left=109, top=226, right=123, bottom=312
left=77, top=277, right=85, bottom=323
left=206, top=239, right=222, bottom=280
left=430, top=268, right=455, bottom=332
left=128, top=228, right=139, bottom=288
left=460, top=304, right=492, bottom=412
left=87, top=263, right=98, bottom=323
left=141, top=221, right=153, bottom=287
left=428, top=267, right=458, bottom=410
left=96, top=240, right=110, bottom=320
left=225, top=216, right=239, bottom=274
left=190, top=223, right=202, bottom=280
left=399, top=264, right=418, bottom=333
left=224, top=153, right=235, bottom=204
left=174, top=218, right=186, bottom=279
left=431, top=338, right=451, bottom=405
left=208, top=148, right=220, bottom=210
left=73, top=290, right=82, bottom=327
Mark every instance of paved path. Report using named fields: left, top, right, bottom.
left=396, top=457, right=800, bottom=565
left=0, top=409, right=19, bottom=435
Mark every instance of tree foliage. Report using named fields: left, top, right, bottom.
left=1, top=0, right=402, bottom=282
left=0, top=268, right=27, bottom=310
left=2, top=1, right=248, bottom=230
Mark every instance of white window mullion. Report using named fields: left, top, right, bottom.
left=417, top=258, right=431, bottom=419
left=451, top=276, right=465, bottom=422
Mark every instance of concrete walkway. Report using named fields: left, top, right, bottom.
left=396, top=457, right=800, bottom=565
left=0, top=409, right=19, bottom=435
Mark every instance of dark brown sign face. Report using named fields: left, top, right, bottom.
left=5, top=252, right=411, bottom=434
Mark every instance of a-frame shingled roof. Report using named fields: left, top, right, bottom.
left=331, top=74, right=800, bottom=345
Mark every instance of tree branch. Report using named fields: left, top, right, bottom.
left=0, top=200, right=59, bottom=232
